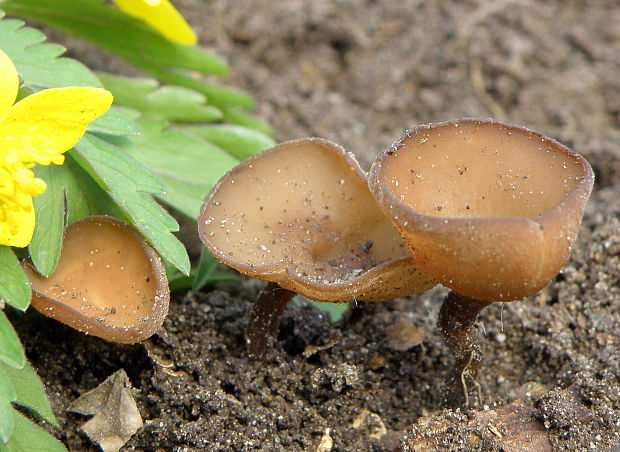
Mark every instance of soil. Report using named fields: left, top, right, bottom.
left=8, top=0, right=620, bottom=450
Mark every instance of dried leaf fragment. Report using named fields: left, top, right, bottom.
left=404, top=400, right=553, bottom=451
left=352, top=409, right=388, bottom=440
left=386, top=317, right=425, bottom=351
left=316, top=428, right=333, bottom=452
left=67, top=369, right=143, bottom=452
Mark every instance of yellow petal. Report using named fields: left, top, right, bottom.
left=0, top=195, right=35, bottom=247
left=0, top=49, right=19, bottom=118
left=0, top=87, right=113, bottom=165
left=112, top=0, right=197, bottom=45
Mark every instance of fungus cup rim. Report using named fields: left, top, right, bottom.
left=368, top=118, right=594, bottom=234
left=198, top=137, right=435, bottom=301
left=25, top=215, right=170, bottom=344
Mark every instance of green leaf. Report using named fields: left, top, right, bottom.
left=0, top=247, right=30, bottom=311
left=155, top=177, right=212, bottom=220
left=0, top=12, right=101, bottom=89
left=0, top=401, right=14, bottom=445
left=221, top=107, right=273, bottom=135
left=167, top=264, right=238, bottom=292
left=0, top=367, right=17, bottom=402
left=1, top=0, right=270, bottom=130
left=0, top=313, right=24, bottom=369
left=302, top=297, right=350, bottom=323
left=192, top=249, right=219, bottom=291
left=98, top=73, right=222, bottom=123
left=88, top=107, right=140, bottom=136
left=73, top=134, right=190, bottom=274
left=29, top=166, right=66, bottom=278
left=2, top=0, right=230, bottom=77
left=154, top=69, right=254, bottom=110
left=28, top=154, right=134, bottom=276
left=122, top=119, right=238, bottom=218
left=0, top=366, right=17, bottom=443
left=132, top=124, right=238, bottom=187
left=209, top=271, right=239, bottom=282
left=62, top=155, right=128, bottom=223
left=77, top=134, right=166, bottom=193
left=0, top=360, right=58, bottom=428
left=175, top=124, right=275, bottom=160
left=0, top=411, right=66, bottom=452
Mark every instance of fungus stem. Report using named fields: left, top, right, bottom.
left=246, top=282, right=295, bottom=357
left=438, top=291, right=492, bottom=407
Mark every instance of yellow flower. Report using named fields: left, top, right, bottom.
left=0, top=49, right=113, bottom=248
left=112, top=0, right=198, bottom=45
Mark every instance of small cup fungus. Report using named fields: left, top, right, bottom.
left=369, top=118, right=594, bottom=404
left=198, top=138, right=435, bottom=355
left=24, top=216, right=169, bottom=344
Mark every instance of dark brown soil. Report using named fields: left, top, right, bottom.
left=9, top=0, right=620, bottom=450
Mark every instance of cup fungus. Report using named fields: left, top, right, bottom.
left=369, top=118, right=594, bottom=404
left=24, top=216, right=169, bottom=344
left=198, top=138, right=435, bottom=355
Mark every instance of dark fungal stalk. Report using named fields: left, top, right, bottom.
left=246, top=282, right=296, bottom=357
left=368, top=118, right=594, bottom=406
left=198, top=138, right=435, bottom=358
left=438, top=291, right=492, bottom=406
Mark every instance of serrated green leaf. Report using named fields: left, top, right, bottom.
left=77, top=134, right=166, bottom=194
left=156, top=177, right=211, bottom=219
left=0, top=12, right=101, bottom=89
left=0, top=247, right=30, bottom=311
left=120, top=119, right=238, bottom=218
left=175, top=124, right=276, bottom=160
left=1, top=0, right=270, bottom=134
left=98, top=73, right=222, bottom=123
left=221, top=107, right=273, bottom=135
left=55, top=159, right=95, bottom=224
left=2, top=0, right=229, bottom=77
left=152, top=67, right=254, bottom=110
left=0, top=313, right=24, bottom=369
left=28, top=153, right=130, bottom=276
left=73, top=134, right=189, bottom=274
left=0, top=366, right=17, bottom=443
left=63, top=155, right=128, bottom=223
left=0, top=369, right=16, bottom=401
left=88, top=106, right=140, bottom=136
left=132, top=125, right=238, bottom=186
left=155, top=70, right=254, bottom=110
left=29, top=166, right=66, bottom=278
left=0, top=402, right=14, bottom=445
left=0, top=360, right=58, bottom=428
left=0, top=411, right=66, bottom=452
left=101, top=73, right=157, bottom=97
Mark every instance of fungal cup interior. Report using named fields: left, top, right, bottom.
left=381, top=121, right=586, bottom=221
left=199, top=138, right=435, bottom=302
left=371, top=120, right=593, bottom=301
left=25, top=216, right=169, bottom=343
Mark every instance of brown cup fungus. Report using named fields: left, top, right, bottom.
left=369, top=119, right=594, bottom=405
left=24, top=216, right=169, bottom=344
left=198, top=138, right=435, bottom=355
